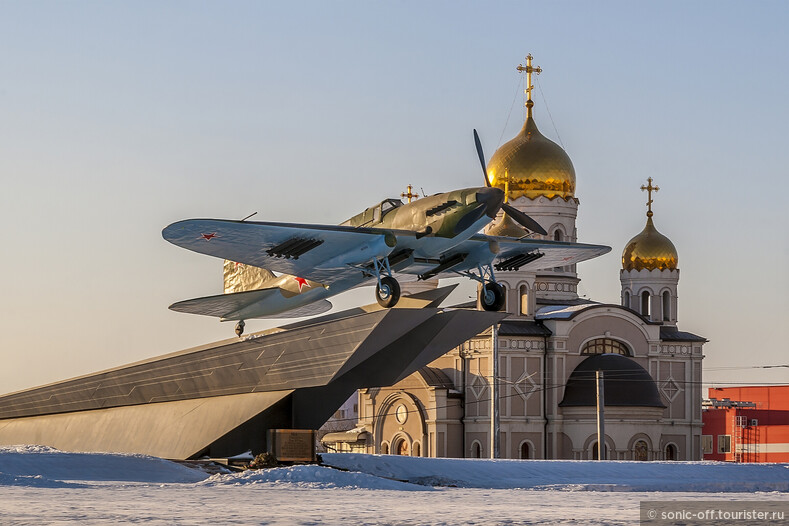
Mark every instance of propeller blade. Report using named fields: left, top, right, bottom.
left=473, top=129, right=491, bottom=187
left=454, top=204, right=487, bottom=234
left=502, top=203, right=548, bottom=235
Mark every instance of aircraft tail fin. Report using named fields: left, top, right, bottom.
left=223, top=260, right=277, bottom=293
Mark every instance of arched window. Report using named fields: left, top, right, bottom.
left=520, top=442, right=531, bottom=459
left=519, top=285, right=529, bottom=316
left=381, top=442, right=389, bottom=455
left=634, top=440, right=648, bottom=461
left=665, top=443, right=677, bottom=461
left=624, top=291, right=630, bottom=309
left=471, top=441, right=482, bottom=458
left=412, top=442, right=420, bottom=457
left=641, top=291, right=651, bottom=317
left=581, top=338, right=631, bottom=356
left=591, top=442, right=608, bottom=460
left=662, top=291, right=671, bottom=321
left=554, top=230, right=563, bottom=241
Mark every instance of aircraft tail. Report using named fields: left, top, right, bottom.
left=223, top=260, right=278, bottom=293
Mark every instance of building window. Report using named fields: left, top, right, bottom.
left=471, top=441, right=482, bottom=458
left=381, top=442, right=389, bottom=455
left=701, top=435, right=712, bottom=454
left=624, top=291, right=630, bottom=309
left=662, top=291, right=671, bottom=321
left=665, top=443, right=677, bottom=461
left=641, top=291, right=650, bottom=317
left=395, top=438, right=409, bottom=456
left=412, top=442, right=420, bottom=457
left=554, top=230, right=563, bottom=241
left=634, top=440, right=648, bottom=461
left=520, top=442, right=531, bottom=459
left=718, top=435, right=731, bottom=454
left=581, top=338, right=631, bottom=356
left=519, top=285, right=529, bottom=316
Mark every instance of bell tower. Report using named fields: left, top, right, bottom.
left=620, top=178, right=680, bottom=325
left=485, top=54, right=581, bottom=316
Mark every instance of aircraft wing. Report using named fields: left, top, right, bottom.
left=394, top=234, right=611, bottom=280
left=163, top=219, right=412, bottom=283
left=481, top=234, right=612, bottom=271
left=170, top=288, right=333, bottom=320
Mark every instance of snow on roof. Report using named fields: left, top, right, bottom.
left=535, top=304, right=594, bottom=319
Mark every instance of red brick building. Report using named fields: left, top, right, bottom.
left=702, top=386, right=789, bottom=463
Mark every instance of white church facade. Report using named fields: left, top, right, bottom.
left=325, top=56, right=706, bottom=461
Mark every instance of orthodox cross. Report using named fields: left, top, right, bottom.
left=401, top=184, right=419, bottom=203
left=641, top=177, right=659, bottom=217
left=517, top=54, right=542, bottom=114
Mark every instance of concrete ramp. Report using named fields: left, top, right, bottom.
left=0, top=305, right=504, bottom=459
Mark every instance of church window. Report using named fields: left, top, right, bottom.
left=519, top=285, right=529, bottom=316
left=641, top=291, right=651, bottom=317
left=580, top=338, right=631, bottom=356
left=520, top=442, right=531, bottom=459
left=412, top=442, right=420, bottom=457
left=381, top=442, right=389, bottom=455
left=554, top=230, right=563, bottom=241
left=665, top=443, right=677, bottom=461
left=395, top=438, right=409, bottom=456
left=624, top=291, right=630, bottom=309
left=634, top=440, right=648, bottom=461
left=662, top=291, right=671, bottom=321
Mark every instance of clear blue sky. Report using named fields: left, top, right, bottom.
left=1, top=1, right=787, bottom=394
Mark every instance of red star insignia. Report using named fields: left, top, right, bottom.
left=234, top=261, right=244, bottom=269
left=200, top=232, right=218, bottom=241
left=293, top=276, right=310, bottom=292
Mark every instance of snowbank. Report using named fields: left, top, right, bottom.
left=0, top=445, right=207, bottom=485
left=200, top=464, right=431, bottom=491
left=321, top=453, right=789, bottom=492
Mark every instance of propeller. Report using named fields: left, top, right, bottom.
left=473, top=129, right=491, bottom=188
left=501, top=203, right=547, bottom=235
left=472, top=129, right=548, bottom=236
left=454, top=204, right=488, bottom=235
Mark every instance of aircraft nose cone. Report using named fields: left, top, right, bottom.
left=476, top=187, right=505, bottom=218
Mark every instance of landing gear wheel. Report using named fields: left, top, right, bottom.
left=234, top=320, right=245, bottom=337
left=480, top=282, right=505, bottom=311
left=376, top=276, right=401, bottom=308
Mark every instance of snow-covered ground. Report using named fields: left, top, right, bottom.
left=1, top=446, right=787, bottom=525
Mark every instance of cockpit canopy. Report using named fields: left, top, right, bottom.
left=340, top=198, right=403, bottom=227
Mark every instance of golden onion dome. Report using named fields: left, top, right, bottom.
left=622, top=216, right=678, bottom=271
left=486, top=115, right=576, bottom=200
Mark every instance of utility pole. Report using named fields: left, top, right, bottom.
left=490, top=324, right=500, bottom=459
left=596, top=370, right=605, bottom=460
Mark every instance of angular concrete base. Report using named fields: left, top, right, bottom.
left=0, top=300, right=505, bottom=459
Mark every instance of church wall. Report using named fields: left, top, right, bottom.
left=564, top=314, right=651, bottom=357
left=660, top=433, right=687, bottom=461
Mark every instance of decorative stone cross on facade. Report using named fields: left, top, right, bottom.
left=641, top=177, right=660, bottom=217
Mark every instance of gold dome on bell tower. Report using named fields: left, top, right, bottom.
left=622, top=178, right=678, bottom=271
left=486, top=55, right=576, bottom=201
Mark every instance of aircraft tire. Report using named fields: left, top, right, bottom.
left=235, top=320, right=245, bottom=337
left=376, top=276, right=401, bottom=308
left=480, top=283, right=505, bottom=311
